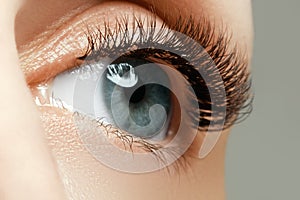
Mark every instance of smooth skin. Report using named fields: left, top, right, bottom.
left=0, top=1, right=66, bottom=199
left=0, top=0, right=253, bottom=199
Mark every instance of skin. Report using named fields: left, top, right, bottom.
left=0, top=0, right=253, bottom=200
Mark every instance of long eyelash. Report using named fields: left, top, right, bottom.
left=73, top=112, right=192, bottom=175
left=164, top=15, right=253, bottom=129
left=75, top=14, right=252, bottom=173
left=79, top=14, right=252, bottom=130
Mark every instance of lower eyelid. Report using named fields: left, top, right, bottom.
left=40, top=107, right=200, bottom=195
left=38, top=105, right=200, bottom=175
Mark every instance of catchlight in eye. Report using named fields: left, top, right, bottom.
left=100, top=60, right=173, bottom=140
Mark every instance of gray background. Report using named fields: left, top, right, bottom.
left=226, top=0, right=300, bottom=199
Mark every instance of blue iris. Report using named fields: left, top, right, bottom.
left=102, top=61, right=171, bottom=139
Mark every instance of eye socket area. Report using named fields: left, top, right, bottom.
left=25, top=0, right=250, bottom=173
left=23, top=3, right=205, bottom=173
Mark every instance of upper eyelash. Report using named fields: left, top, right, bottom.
left=78, top=14, right=253, bottom=131
left=172, top=16, right=253, bottom=127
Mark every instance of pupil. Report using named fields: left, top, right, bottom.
left=125, top=85, right=146, bottom=104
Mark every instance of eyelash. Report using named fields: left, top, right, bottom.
left=79, top=15, right=252, bottom=130
left=73, top=112, right=193, bottom=175
left=51, top=14, right=252, bottom=174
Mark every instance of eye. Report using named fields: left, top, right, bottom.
left=46, top=16, right=226, bottom=173
left=32, top=11, right=251, bottom=173
left=49, top=44, right=203, bottom=173
left=52, top=55, right=175, bottom=141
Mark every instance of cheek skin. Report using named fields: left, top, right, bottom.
left=38, top=106, right=222, bottom=200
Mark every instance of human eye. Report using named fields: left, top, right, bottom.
left=26, top=3, right=252, bottom=175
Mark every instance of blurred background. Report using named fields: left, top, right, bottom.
left=226, top=0, right=300, bottom=199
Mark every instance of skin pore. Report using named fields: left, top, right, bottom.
left=0, top=0, right=253, bottom=200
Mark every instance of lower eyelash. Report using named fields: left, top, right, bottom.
left=72, top=111, right=194, bottom=175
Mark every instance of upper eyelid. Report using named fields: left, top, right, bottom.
left=19, top=3, right=252, bottom=127
left=19, top=4, right=164, bottom=85
left=18, top=3, right=236, bottom=85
